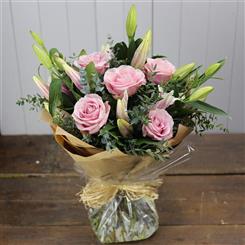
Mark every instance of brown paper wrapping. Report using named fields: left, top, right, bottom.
left=42, top=110, right=192, bottom=207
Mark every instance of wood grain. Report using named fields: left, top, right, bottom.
left=1, top=135, right=244, bottom=244
left=0, top=134, right=244, bottom=174
left=1, top=175, right=244, bottom=226
left=1, top=225, right=244, bottom=245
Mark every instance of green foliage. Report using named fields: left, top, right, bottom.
left=188, top=100, right=228, bottom=116
left=85, top=62, right=99, bottom=92
left=191, top=112, right=228, bottom=134
left=52, top=109, right=82, bottom=138
left=110, top=38, right=142, bottom=67
left=16, top=94, right=46, bottom=111
left=49, top=78, right=62, bottom=116
left=27, top=23, right=228, bottom=160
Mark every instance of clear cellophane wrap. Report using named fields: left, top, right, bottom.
left=42, top=110, right=194, bottom=243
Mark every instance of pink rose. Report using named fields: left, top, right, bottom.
left=75, top=52, right=110, bottom=74
left=144, top=58, right=176, bottom=84
left=72, top=94, right=110, bottom=134
left=142, top=108, right=174, bottom=141
left=104, top=65, right=146, bottom=98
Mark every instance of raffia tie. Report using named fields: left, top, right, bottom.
left=77, top=179, right=163, bottom=209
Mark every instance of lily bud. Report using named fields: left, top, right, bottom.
left=30, top=31, right=48, bottom=53
left=131, top=29, right=152, bottom=69
left=204, top=63, right=222, bottom=77
left=55, top=57, right=82, bottom=91
left=126, top=4, right=137, bottom=39
left=188, top=86, right=214, bottom=102
left=33, top=75, right=49, bottom=99
left=43, top=102, right=49, bottom=112
left=116, top=90, right=129, bottom=121
left=32, top=44, right=53, bottom=70
left=173, top=63, right=195, bottom=80
left=117, top=119, right=133, bottom=138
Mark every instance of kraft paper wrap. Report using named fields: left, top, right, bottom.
left=41, top=110, right=192, bottom=207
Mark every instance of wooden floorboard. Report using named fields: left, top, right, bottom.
left=1, top=225, right=245, bottom=245
left=0, top=134, right=244, bottom=244
left=1, top=176, right=244, bottom=226
left=0, top=134, right=244, bottom=174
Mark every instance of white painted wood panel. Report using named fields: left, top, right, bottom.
left=153, top=1, right=182, bottom=66
left=38, top=1, right=70, bottom=57
left=1, top=0, right=244, bottom=134
left=96, top=1, right=124, bottom=49
left=10, top=1, right=50, bottom=134
left=179, top=2, right=210, bottom=65
left=228, top=2, right=244, bottom=132
left=204, top=1, right=238, bottom=131
left=66, top=1, right=97, bottom=54
left=2, top=1, right=27, bottom=134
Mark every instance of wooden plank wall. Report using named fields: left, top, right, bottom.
left=1, top=0, right=244, bottom=134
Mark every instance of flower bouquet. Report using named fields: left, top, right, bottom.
left=18, top=5, right=228, bottom=244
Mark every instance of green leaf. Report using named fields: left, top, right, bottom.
left=62, top=77, right=81, bottom=101
left=49, top=78, right=62, bottom=116
left=113, top=42, right=128, bottom=60
left=127, top=39, right=136, bottom=63
left=49, top=48, right=64, bottom=70
left=152, top=54, right=167, bottom=59
left=189, top=100, right=228, bottom=117
left=85, top=62, right=98, bottom=92
left=79, top=49, right=87, bottom=56
left=135, top=38, right=142, bottom=48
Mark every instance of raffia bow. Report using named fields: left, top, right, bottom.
left=77, top=179, right=163, bottom=209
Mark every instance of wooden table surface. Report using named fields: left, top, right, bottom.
left=0, top=134, right=245, bottom=245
